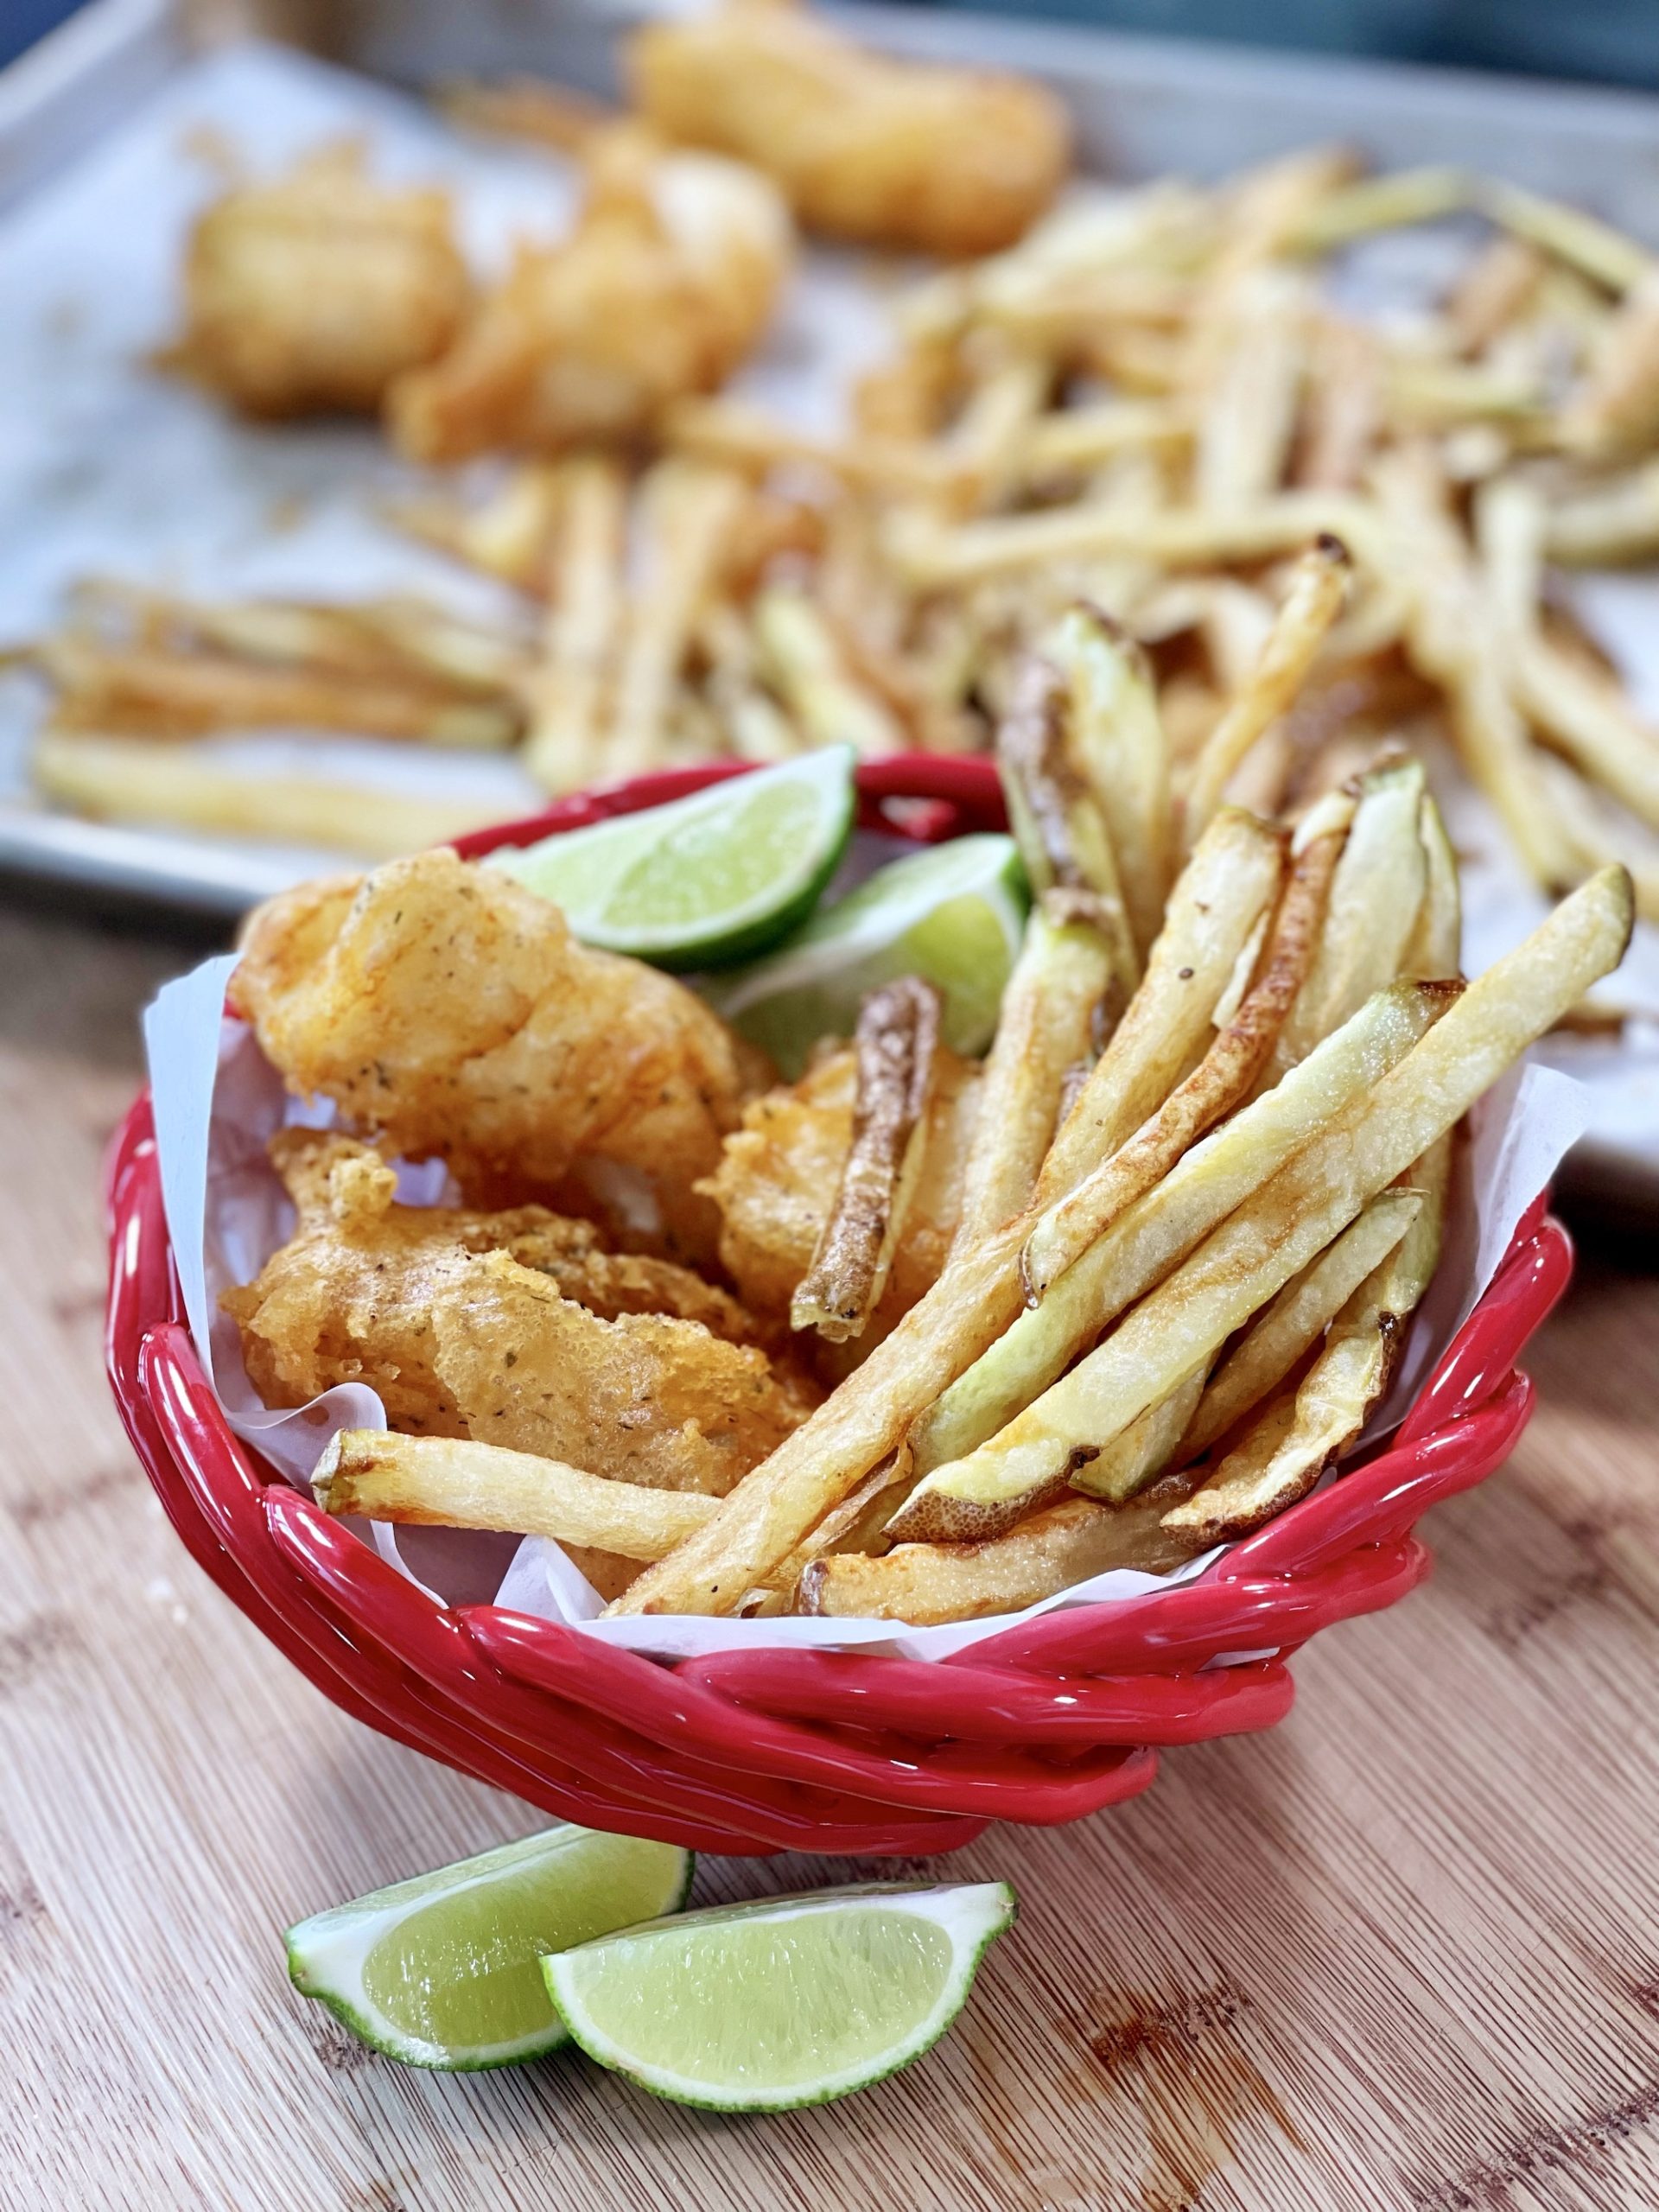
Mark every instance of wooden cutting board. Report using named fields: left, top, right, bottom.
left=4, top=898, right=1659, bottom=2212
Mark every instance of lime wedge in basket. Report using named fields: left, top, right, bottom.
left=285, top=1825, right=692, bottom=2070
left=542, top=1880, right=1017, bottom=2111
left=486, top=747, right=856, bottom=968
left=707, top=834, right=1029, bottom=1075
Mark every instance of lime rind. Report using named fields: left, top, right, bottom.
left=285, top=1827, right=693, bottom=2072
left=487, top=747, right=857, bottom=969
left=540, top=1880, right=1017, bottom=2112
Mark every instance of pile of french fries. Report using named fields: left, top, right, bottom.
left=308, top=583, right=1633, bottom=1624
left=15, top=83, right=1659, bottom=901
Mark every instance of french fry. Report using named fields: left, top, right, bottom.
left=1294, top=165, right=1471, bottom=251
left=1020, top=400, right=1191, bottom=480
left=889, top=867, right=1630, bottom=1541
left=37, top=638, right=519, bottom=748
left=1022, top=810, right=1342, bottom=1300
left=1182, top=535, right=1351, bottom=845
left=1047, top=605, right=1173, bottom=958
left=1268, top=753, right=1427, bottom=1077
left=753, top=581, right=906, bottom=757
left=1541, top=461, right=1659, bottom=565
left=1036, top=807, right=1286, bottom=1204
left=315, top=1428, right=717, bottom=1558
left=1517, top=641, right=1659, bottom=835
left=950, top=894, right=1115, bottom=1256
left=1297, top=316, right=1382, bottom=492
left=699, top=601, right=800, bottom=763
left=523, top=453, right=626, bottom=793
left=607, top=461, right=744, bottom=776
left=752, top=1449, right=916, bottom=1613
left=664, top=394, right=951, bottom=497
left=944, top=348, right=1051, bottom=513
left=995, top=657, right=1140, bottom=991
left=1176, top=1189, right=1422, bottom=1463
left=791, top=980, right=941, bottom=1342
left=1068, top=1362, right=1207, bottom=1503
left=799, top=1477, right=1204, bottom=1624
left=908, top=978, right=1448, bottom=1480
left=1402, top=791, right=1462, bottom=979
left=33, top=731, right=506, bottom=858
left=389, top=463, right=566, bottom=589
left=1477, top=178, right=1651, bottom=296
left=1447, top=237, right=1545, bottom=356
left=1192, top=266, right=1307, bottom=512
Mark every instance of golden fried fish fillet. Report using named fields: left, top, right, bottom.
left=225, top=1130, right=814, bottom=1493
left=388, top=127, right=791, bottom=462
left=168, top=143, right=471, bottom=417
left=229, top=849, right=768, bottom=1263
left=626, top=0, right=1071, bottom=257
left=700, top=1039, right=981, bottom=1368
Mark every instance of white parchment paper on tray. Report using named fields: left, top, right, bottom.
left=144, top=946, right=1586, bottom=1663
left=4, top=36, right=1656, bottom=1179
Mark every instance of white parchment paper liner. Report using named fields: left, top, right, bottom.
left=144, top=951, right=1587, bottom=1662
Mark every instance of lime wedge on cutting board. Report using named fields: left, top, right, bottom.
left=708, top=834, right=1029, bottom=1075
left=285, top=1826, right=691, bottom=2070
left=487, top=747, right=856, bottom=968
left=542, top=1880, right=1016, bottom=2111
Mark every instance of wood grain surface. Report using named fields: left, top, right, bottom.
left=3, top=898, right=1658, bottom=2212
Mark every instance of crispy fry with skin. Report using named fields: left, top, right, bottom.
left=906, top=978, right=1449, bottom=1482
left=168, top=143, right=470, bottom=416
left=1036, top=808, right=1286, bottom=1205
left=996, top=658, right=1139, bottom=992
left=230, top=849, right=765, bottom=1262
left=1067, top=1364, right=1207, bottom=1503
left=701, top=1039, right=981, bottom=1341
left=389, top=130, right=790, bottom=461
left=626, top=0, right=1071, bottom=257
left=315, top=1429, right=721, bottom=1557
left=791, top=980, right=942, bottom=1343
left=950, top=895, right=1114, bottom=1255
left=1182, top=535, right=1351, bottom=846
left=1047, top=606, right=1173, bottom=960
left=1175, top=1189, right=1422, bottom=1464
left=1021, top=811, right=1342, bottom=1300
left=890, top=869, right=1630, bottom=1543
left=800, top=1478, right=1205, bottom=1624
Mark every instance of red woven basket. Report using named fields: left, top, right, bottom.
left=104, top=757, right=1572, bottom=1858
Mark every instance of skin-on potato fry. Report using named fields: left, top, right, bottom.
left=1176, top=1188, right=1422, bottom=1464
left=1036, top=807, right=1286, bottom=1205
left=626, top=0, right=1071, bottom=257
left=888, top=867, right=1630, bottom=1543
left=950, top=893, right=1115, bottom=1256
left=1067, top=1363, right=1207, bottom=1503
left=791, top=979, right=942, bottom=1343
left=1021, top=808, right=1343, bottom=1300
left=995, top=657, right=1139, bottom=993
left=800, top=1477, right=1205, bottom=1624
left=168, top=142, right=471, bottom=416
left=1182, top=535, right=1351, bottom=846
left=1046, top=606, right=1173, bottom=960
left=908, top=976, right=1447, bottom=1481
left=31, top=732, right=508, bottom=860
left=230, top=848, right=766, bottom=1263
left=1267, top=754, right=1427, bottom=1079
left=389, top=129, right=791, bottom=462
left=315, top=1428, right=721, bottom=1557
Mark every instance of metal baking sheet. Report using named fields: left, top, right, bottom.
left=0, top=0, right=1654, bottom=1208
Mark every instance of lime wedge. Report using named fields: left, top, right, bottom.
left=708, top=835, right=1029, bottom=1075
left=542, top=1880, right=1016, bottom=2111
left=487, top=747, right=856, bottom=968
left=285, top=1826, right=692, bottom=2070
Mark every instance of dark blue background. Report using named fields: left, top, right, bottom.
left=4, top=0, right=1656, bottom=87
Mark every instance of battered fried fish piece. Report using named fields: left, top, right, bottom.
left=388, top=127, right=791, bottom=462
left=701, top=1039, right=981, bottom=1366
left=626, top=0, right=1071, bottom=257
left=230, top=849, right=766, bottom=1262
left=225, top=1130, right=813, bottom=1492
left=168, top=143, right=471, bottom=417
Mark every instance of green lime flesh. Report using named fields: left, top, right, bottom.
left=542, top=1880, right=1016, bottom=2111
left=709, top=836, right=1029, bottom=1076
left=487, top=747, right=856, bottom=968
left=286, top=1826, right=692, bottom=2070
